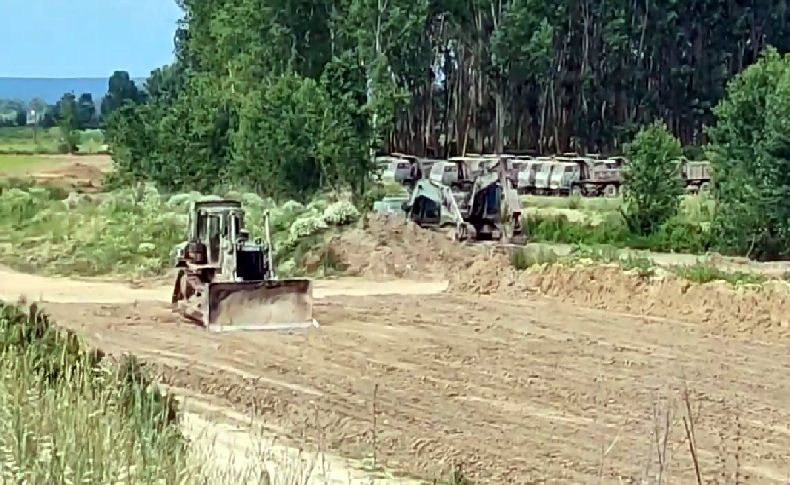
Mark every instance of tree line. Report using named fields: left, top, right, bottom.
left=0, top=71, right=144, bottom=153
left=105, top=0, right=790, bottom=260
left=0, top=71, right=143, bottom=131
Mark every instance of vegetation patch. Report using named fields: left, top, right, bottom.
left=512, top=243, right=777, bottom=288
left=671, top=262, right=766, bottom=286
left=0, top=183, right=360, bottom=278
left=0, top=302, right=188, bottom=482
left=526, top=212, right=712, bottom=255
left=0, top=155, right=55, bottom=176
left=510, top=246, right=559, bottom=270
left=0, top=127, right=105, bottom=155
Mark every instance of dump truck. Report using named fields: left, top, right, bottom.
left=682, top=159, right=711, bottom=193
left=171, top=198, right=316, bottom=332
left=516, top=158, right=550, bottom=194
left=568, top=157, right=623, bottom=197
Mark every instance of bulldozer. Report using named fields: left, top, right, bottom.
left=170, top=198, right=316, bottom=332
left=402, top=156, right=526, bottom=245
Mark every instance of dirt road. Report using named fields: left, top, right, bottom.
left=2, top=266, right=790, bottom=483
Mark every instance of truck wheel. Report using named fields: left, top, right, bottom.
left=604, top=185, right=617, bottom=198
left=700, top=182, right=711, bottom=194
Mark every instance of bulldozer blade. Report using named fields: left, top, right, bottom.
left=203, top=279, right=317, bottom=332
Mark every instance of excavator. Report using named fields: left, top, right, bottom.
left=171, top=198, right=317, bottom=332
left=401, top=156, right=526, bottom=245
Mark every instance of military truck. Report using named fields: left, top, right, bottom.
left=682, top=159, right=711, bottom=193
left=568, top=157, right=624, bottom=197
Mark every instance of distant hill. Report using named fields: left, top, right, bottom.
left=0, top=77, right=146, bottom=104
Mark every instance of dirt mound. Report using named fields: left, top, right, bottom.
left=522, top=264, right=790, bottom=337
left=333, top=215, right=514, bottom=289
left=335, top=215, right=790, bottom=336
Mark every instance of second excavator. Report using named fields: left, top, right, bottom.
left=401, top=156, right=526, bottom=245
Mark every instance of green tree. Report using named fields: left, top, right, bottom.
left=231, top=73, right=331, bottom=201
left=706, top=47, right=790, bottom=260
left=15, top=108, right=27, bottom=127
left=55, top=93, right=80, bottom=154
left=101, top=71, right=142, bottom=118
left=620, top=121, right=684, bottom=235
left=76, top=93, right=96, bottom=128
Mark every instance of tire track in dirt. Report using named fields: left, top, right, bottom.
left=39, top=292, right=790, bottom=484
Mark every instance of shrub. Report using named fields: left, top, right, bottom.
left=323, top=200, right=360, bottom=225
left=289, top=214, right=328, bottom=241
left=706, top=47, right=790, bottom=260
left=621, top=121, right=684, bottom=236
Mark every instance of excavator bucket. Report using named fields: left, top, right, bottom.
left=203, top=278, right=317, bottom=332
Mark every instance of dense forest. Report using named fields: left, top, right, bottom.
left=108, top=0, right=790, bottom=168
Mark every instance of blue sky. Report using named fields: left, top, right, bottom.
left=1, top=0, right=182, bottom=78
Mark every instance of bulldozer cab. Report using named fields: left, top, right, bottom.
left=189, top=200, right=245, bottom=266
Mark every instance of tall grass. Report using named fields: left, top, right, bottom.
left=0, top=127, right=106, bottom=155
left=0, top=302, right=193, bottom=483
left=526, top=212, right=712, bottom=254
left=0, top=182, right=360, bottom=277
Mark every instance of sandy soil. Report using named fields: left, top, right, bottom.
left=33, top=288, right=790, bottom=484
left=3, top=217, right=790, bottom=483
left=1, top=154, right=112, bottom=192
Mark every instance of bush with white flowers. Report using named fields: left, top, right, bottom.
left=289, top=214, right=328, bottom=240
left=322, top=200, right=360, bottom=226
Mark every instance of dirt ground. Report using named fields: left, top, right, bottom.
left=0, top=154, right=112, bottom=192
left=3, top=218, right=790, bottom=483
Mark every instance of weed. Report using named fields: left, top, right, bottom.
left=567, top=194, right=582, bottom=210
left=672, top=262, right=766, bottom=286
left=510, top=246, right=558, bottom=270
left=620, top=254, right=656, bottom=278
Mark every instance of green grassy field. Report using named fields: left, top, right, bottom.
left=0, top=154, right=55, bottom=176
left=0, top=127, right=106, bottom=155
